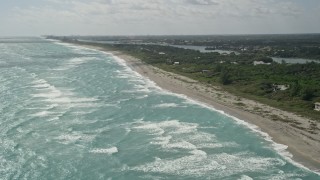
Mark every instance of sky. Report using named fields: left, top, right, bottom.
left=0, top=0, right=320, bottom=36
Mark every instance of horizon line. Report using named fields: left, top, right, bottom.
left=43, top=33, right=320, bottom=37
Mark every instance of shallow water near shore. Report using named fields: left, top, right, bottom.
left=0, top=37, right=319, bottom=179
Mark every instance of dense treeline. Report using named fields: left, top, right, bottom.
left=56, top=34, right=320, bottom=60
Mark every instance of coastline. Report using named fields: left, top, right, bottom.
left=75, top=43, right=320, bottom=173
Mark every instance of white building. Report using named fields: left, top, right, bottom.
left=173, top=62, right=180, bottom=65
left=315, top=103, right=320, bottom=111
left=273, top=84, right=290, bottom=91
left=254, top=61, right=271, bottom=66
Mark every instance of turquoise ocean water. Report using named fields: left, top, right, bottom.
left=0, top=37, right=319, bottom=179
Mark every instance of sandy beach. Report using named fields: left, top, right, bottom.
left=80, top=44, right=320, bottom=172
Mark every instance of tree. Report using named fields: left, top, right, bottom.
left=254, top=56, right=273, bottom=63
left=214, top=64, right=223, bottom=72
left=220, top=68, right=232, bottom=85
left=260, top=81, right=273, bottom=94
left=290, top=81, right=301, bottom=97
left=300, top=87, right=315, bottom=101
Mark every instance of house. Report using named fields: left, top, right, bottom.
left=254, top=61, right=271, bottom=66
left=202, top=70, right=214, bottom=77
left=159, top=52, right=166, bottom=55
left=273, top=84, right=290, bottom=91
left=173, top=62, right=180, bottom=65
left=202, top=70, right=210, bottom=73
left=315, top=103, right=320, bottom=111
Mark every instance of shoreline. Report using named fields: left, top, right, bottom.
left=74, top=43, right=320, bottom=173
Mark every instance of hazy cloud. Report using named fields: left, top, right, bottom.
left=0, top=0, right=319, bottom=36
left=185, top=0, right=219, bottom=5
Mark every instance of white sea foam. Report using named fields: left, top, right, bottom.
left=70, top=111, right=93, bottom=115
left=164, top=141, right=197, bottom=150
left=131, top=152, right=287, bottom=178
left=186, top=131, right=215, bottom=142
left=44, top=97, right=71, bottom=103
left=128, top=79, right=145, bottom=84
left=197, top=142, right=239, bottom=149
left=124, top=127, right=132, bottom=134
left=73, top=48, right=99, bottom=55
left=53, top=42, right=101, bottom=70
left=130, top=152, right=209, bottom=176
left=101, top=56, right=184, bottom=95
left=190, top=149, right=207, bottom=156
left=55, top=133, right=95, bottom=144
left=130, top=118, right=291, bottom=177
left=71, top=102, right=100, bottom=108
left=133, top=120, right=235, bottom=154
left=106, top=53, right=161, bottom=92
left=238, top=175, right=253, bottom=180
left=133, top=84, right=152, bottom=93
left=55, top=134, right=81, bottom=144
left=30, top=77, right=100, bottom=124
left=151, top=136, right=172, bottom=145
left=30, top=111, right=55, bottom=117
left=67, top=57, right=96, bottom=65
left=47, top=117, right=60, bottom=122
left=67, top=57, right=86, bottom=65
left=56, top=57, right=97, bottom=70
left=31, top=83, right=51, bottom=88
left=26, top=104, right=58, bottom=110
left=117, top=73, right=132, bottom=79
left=153, top=103, right=181, bottom=108
left=90, top=147, right=118, bottom=155
left=32, top=79, right=47, bottom=84
left=135, top=95, right=149, bottom=99
left=32, top=91, right=62, bottom=98
left=31, top=79, right=97, bottom=104
left=53, top=41, right=101, bottom=54
left=45, top=38, right=58, bottom=42
left=263, top=172, right=304, bottom=179
left=134, top=123, right=165, bottom=136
